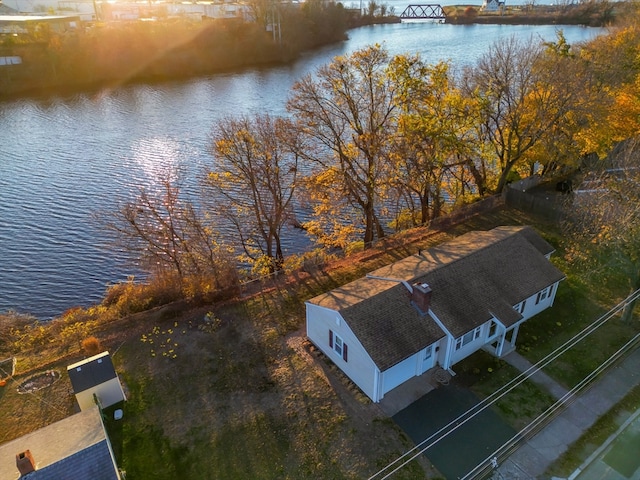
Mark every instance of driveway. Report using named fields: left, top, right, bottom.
left=392, top=382, right=516, bottom=479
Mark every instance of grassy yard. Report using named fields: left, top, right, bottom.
left=108, top=287, right=428, bottom=479
left=1, top=204, right=639, bottom=479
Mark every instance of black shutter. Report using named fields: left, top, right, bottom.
left=329, top=330, right=333, bottom=348
left=343, top=343, right=348, bottom=362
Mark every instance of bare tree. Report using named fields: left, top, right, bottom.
left=565, top=137, right=640, bottom=322
left=287, top=44, right=398, bottom=248
left=100, top=169, right=237, bottom=290
left=206, top=114, right=302, bottom=273
left=463, top=36, right=577, bottom=193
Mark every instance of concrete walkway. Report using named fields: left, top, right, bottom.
left=494, top=347, right=640, bottom=479
left=503, top=351, right=572, bottom=401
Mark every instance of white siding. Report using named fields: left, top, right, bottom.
left=306, top=303, right=379, bottom=401
left=0, top=56, right=21, bottom=66
left=516, top=281, right=561, bottom=321
left=75, top=377, right=126, bottom=411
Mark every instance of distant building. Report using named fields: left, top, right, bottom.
left=0, top=0, right=253, bottom=22
left=482, top=0, right=505, bottom=12
left=0, top=406, right=121, bottom=480
left=0, top=14, right=81, bottom=34
left=67, top=351, right=126, bottom=411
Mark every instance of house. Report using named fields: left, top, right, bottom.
left=305, top=226, right=565, bottom=403
left=481, top=0, right=505, bottom=12
left=0, top=15, right=81, bottom=34
left=67, top=352, right=126, bottom=411
left=0, top=406, right=120, bottom=479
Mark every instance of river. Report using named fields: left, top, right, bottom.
left=0, top=19, right=604, bottom=318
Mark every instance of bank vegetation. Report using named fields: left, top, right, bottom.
left=0, top=0, right=361, bottom=98
left=445, top=0, right=617, bottom=26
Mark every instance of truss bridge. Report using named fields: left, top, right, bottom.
left=399, top=4, right=446, bottom=21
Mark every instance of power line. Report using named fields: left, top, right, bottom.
left=462, top=329, right=640, bottom=479
left=368, top=288, right=640, bottom=480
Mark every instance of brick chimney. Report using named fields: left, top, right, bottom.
left=16, top=450, right=35, bottom=476
left=411, top=282, right=432, bottom=314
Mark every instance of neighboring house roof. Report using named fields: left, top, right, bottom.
left=308, top=226, right=565, bottom=370
left=0, top=407, right=120, bottom=480
left=67, top=351, right=117, bottom=394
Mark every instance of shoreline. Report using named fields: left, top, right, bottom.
left=441, top=3, right=615, bottom=27
left=0, top=3, right=614, bottom=102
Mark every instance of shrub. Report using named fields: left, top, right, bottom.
left=102, top=274, right=181, bottom=315
left=81, top=336, right=102, bottom=355
left=0, top=311, right=36, bottom=355
left=345, top=240, right=365, bottom=256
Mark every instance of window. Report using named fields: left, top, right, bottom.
left=334, top=335, right=343, bottom=356
left=474, top=327, right=481, bottom=340
left=329, top=330, right=348, bottom=362
left=455, top=326, right=482, bottom=351
left=424, top=345, right=433, bottom=360
left=514, top=300, right=526, bottom=314
left=536, top=286, right=551, bottom=305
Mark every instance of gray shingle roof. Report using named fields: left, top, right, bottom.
left=415, top=232, right=565, bottom=337
left=308, top=226, right=565, bottom=370
left=341, top=279, right=446, bottom=371
left=67, top=352, right=117, bottom=394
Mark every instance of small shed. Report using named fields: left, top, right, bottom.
left=67, top=352, right=125, bottom=411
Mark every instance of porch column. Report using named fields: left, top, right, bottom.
left=507, top=324, right=521, bottom=349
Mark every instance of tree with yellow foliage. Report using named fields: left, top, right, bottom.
left=388, top=56, right=480, bottom=226
left=207, top=114, right=303, bottom=273
left=287, top=45, right=399, bottom=248
left=463, top=36, right=580, bottom=193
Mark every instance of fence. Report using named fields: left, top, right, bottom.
left=503, top=177, right=569, bottom=223
left=238, top=193, right=506, bottom=296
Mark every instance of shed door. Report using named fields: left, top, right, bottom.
left=382, top=356, right=416, bottom=395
